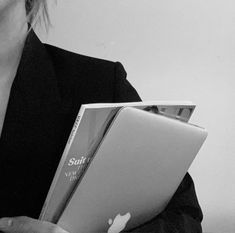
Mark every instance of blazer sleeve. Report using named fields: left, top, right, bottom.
left=113, top=62, right=203, bottom=233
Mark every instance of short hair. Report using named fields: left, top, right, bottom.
left=26, top=0, right=50, bottom=30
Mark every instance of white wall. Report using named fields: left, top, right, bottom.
left=38, top=1, right=235, bottom=232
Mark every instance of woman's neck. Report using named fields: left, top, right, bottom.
left=0, top=1, right=28, bottom=86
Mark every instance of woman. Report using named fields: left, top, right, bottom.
left=0, top=0, right=203, bottom=232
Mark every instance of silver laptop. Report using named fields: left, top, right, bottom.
left=58, top=107, right=207, bottom=233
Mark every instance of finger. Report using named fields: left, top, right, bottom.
left=0, top=217, right=14, bottom=232
left=0, top=218, right=10, bottom=230
left=0, top=217, right=69, bottom=233
left=0, top=216, right=33, bottom=233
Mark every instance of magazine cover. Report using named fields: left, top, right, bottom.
left=40, top=101, right=195, bottom=223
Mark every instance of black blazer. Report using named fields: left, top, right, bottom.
left=0, top=31, right=203, bottom=233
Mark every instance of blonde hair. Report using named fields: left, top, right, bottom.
left=26, top=0, right=51, bottom=30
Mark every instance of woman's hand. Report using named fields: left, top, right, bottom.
left=0, top=216, right=69, bottom=233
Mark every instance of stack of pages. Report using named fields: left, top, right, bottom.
left=39, top=101, right=207, bottom=232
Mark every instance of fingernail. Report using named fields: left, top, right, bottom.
left=0, top=218, right=13, bottom=228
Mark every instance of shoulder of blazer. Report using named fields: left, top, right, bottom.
left=43, top=43, right=121, bottom=103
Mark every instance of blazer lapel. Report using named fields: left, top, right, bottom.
left=0, top=30, right=63, bottom=170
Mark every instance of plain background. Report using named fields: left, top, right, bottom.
left=37, top=0, right=235, bottom=232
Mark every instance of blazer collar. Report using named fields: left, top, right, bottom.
left=11, top=29, right=61, bottom=107
left=0, top=30, right=62, bottom=149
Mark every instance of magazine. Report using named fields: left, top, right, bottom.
left=39, top=101, right=195, bottom=223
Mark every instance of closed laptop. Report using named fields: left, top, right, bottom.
left=58, top=107, right=207, bottom=233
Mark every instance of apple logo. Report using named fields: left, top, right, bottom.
left=107, top=212, right=131, bottom=233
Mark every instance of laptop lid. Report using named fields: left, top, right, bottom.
left=58, top=107, right=207, bottom=233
